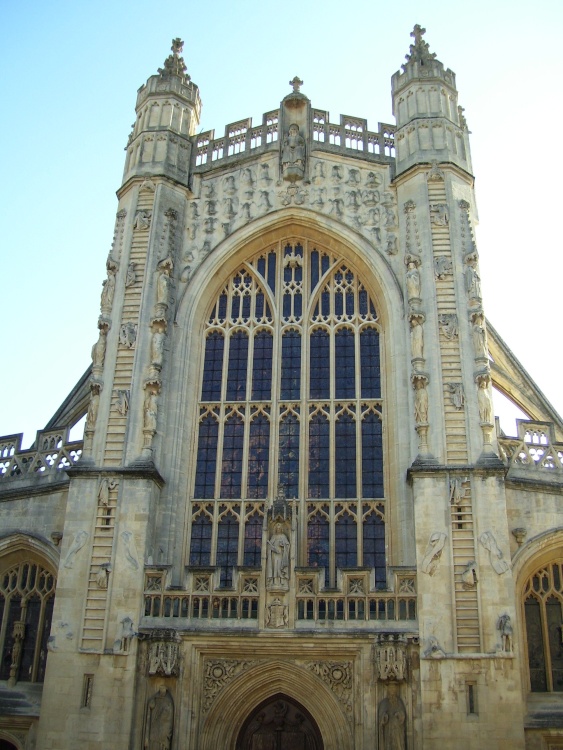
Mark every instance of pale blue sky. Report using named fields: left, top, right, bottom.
left=1, top=0, right=562, bottom=445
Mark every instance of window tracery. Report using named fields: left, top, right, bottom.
left=0, top=558, right=56, bottom=684
left=189, top=241, right=385, bottom=589
left=523, top=560, right=563, bottom=692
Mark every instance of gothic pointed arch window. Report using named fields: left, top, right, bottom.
left=523, top=559, right=563, bottom=692
left=188, top=241, right=385, bottom=589
left=0, top=554, right=56, bottom=685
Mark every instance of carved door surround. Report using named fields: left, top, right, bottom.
left=236, top=694, right=323, bottom=750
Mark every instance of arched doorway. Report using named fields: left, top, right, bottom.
left=236, top=693, right=323, bottom=749
left=0, top=740, right=19, bottom=750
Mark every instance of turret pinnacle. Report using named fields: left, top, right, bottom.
left=158, top=38, right=191, bottom=83
left=402, top=24, right=437, bottom=69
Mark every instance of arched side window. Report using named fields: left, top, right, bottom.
left=0, top=558, right=56, bottom=685
left=523, top=560, right=563, bottom=692
left=189, top=241, right=385, bottom=589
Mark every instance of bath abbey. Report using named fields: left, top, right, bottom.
left=1, top=27, right=563, bottom=750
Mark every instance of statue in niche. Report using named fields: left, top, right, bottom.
left=378, top=681, right=406, bottom=750
left=86, top=387, right=100, bottom=432
left=91, top=328, right=107, bottom=369
left=144, top=390, right=158, bottom=433
left=96, top=562, right=111, bottom=589
left=100, top=265, right=116, bottom=313
left=410, top=315, right=424, bottom=360
left=405, top=256, right=421, bottom=301
left=465, top=253, right=482, bottom=303
left=281, top=124, right=306, bottom=182
left=266, top=523, right=290, bottom=589
left=448, top=383, right=464, bottom=410
left=477, top=376, right=492, bottom=424
left=412, top=376, right=428, bottom=424
left=144, top=686, right=174, bottom=750
left=497, top=614, right=513, bottom=652
left=311, top=161, right=325, bottom=183
left=133, top=210, right=151, bottom=231
left=421, top=531, right=446, bottom=575
left=151, top=329, right=166, bottom=367
left=97, top=477, right=117, bottom=506
left=156, top=260, right=173, bottom=311
left=119, top=322, right=137, bottom=349
left=116, top=389, right=129, bottom=416
left=479, top=531, right=509, bottom=575
left=472, top=312, right=488, bottom=359
left=125, top=262, right=136, bottom=287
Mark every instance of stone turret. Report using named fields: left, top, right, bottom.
left=392, top=25, right=472, bottom=175
left=123, top=38, right=202, bottom=185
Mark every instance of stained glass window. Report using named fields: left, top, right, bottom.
left=524, top=561, right=563, bottom=692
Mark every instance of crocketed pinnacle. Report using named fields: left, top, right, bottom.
left=158, top=38, right=191, bottom=82
left=402, top=25, right=437, bottom=69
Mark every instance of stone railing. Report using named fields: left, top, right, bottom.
left=144, top=591, right=259, bottom=621
left=498, top=420, right=563, bottom=476
left=194, top=109, right=395, bottom=171
left=296, top=592, right=416, bottom=623
left=0, top=428, right=82, bottom=484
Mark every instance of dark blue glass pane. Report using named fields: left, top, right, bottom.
left=335, top=415, right=357, bottom=498
left=283, top=293, right=292, bottom=319
left=201, top=332, right=224, bottom=401
left=226, top=331, right=248, bottom=401
left=251, top=331, right=273, bottom=400
left=278, top=415, right=299, bottom=498
left=217, top=513, right=239, bottom=587
left=335, top=291, right=343, bottom=317
left=243, top=513, right=263, bottom=566
left=190, top=515, right=212, bottom=565
left=321, top=254, right=330, bottom=275
left=281, top=331, right=301, bottom=400
left=257, top=256, right=266, bottom=278
left=363, top=512, right=386, bottom=587
left=358, top=289, right=368, bottom=316
left=311, top=250, right=319, bottom=293
left=335, top=329, right=356, bottom=399
left=360, top=328, right=381, bottom=398
left=321, top=291, right=330, bottom=317
left=267, top=251, right=276, bottom=293
left=284, top=265, right=292, bottom=283
left=194, top=416, right=218, bottom=498
left=242, top=294, right=251, bottom=321
left=230, top=294, right=241, bottom=321
left=218, top=293, right=228, bottom=322
left=307, top=514, right=330, bottom=587
left=345, top=290, right=354, bottom=316
left=255, top=292, right=264, bottom=319
left=308, top=415, right=329, bottom=498
left=220, top=417, right=244, bottom=498
left=336, top=512, right=357, bottom=568
left=362, top=413, right=384, bottom=497
left=310, top=330, right=330, bottom=398
left=294, top=292, right=302, bottom=319
left=248, top=415, right=270, bottom=498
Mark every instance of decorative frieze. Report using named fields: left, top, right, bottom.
left=374, top=634, right=408, bottom=682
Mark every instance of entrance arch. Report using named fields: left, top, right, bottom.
left=236, top=693, right=323, bottom=749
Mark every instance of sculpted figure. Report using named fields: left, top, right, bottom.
left=465, top=254, right=482, bottom=302
left=100, top=267, right=116, bottom=312
left=144, top=686, right=174, bottom=750
left=266, top=523, right=290, bottom=589
left=421, top=531, right=447, bottom=575
left=63, top=530, right=88, bottom=569
left=410, top=316, right=424, bottom=360
left=144, top=391, right=158, bottom=433
left=86, top=389, right=100, bottom=431
left=151, top=330, right=166, bottom=367
left=413, top=377, right=428, bottom=424
left=477, top=378, right=492, bottom=423
left=472, top=314, right=487, bottom=359
left=281, top=124, right=306, bottom=181
left=497, top=614, right=513, bottom=652
left=91, top=329, right=107, bottom=369
left=480, top=531, right=509, bottom=575
left=378, top=682, right=406, bottom=750
left=125, top=262, right=136, bottom=287
left=405, top=257, right=421, bottom=300
left=156, top=265, right=171, bottom=308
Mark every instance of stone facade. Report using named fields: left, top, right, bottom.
left=0, top=29, right=562, bottom=750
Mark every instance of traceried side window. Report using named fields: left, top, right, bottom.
left=189, top=241, right=385, bottom=589
left=0, top=559, right=56, bottom=684
left=523, top=561, right=563, bottom=692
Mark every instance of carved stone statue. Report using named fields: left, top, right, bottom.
left=144, top=686, right=174, bottom=750
left=151, top=330, right=166, bottom=367
left=465, top=253, right=482, bottom=303
left=497, top=614, right=513, bottom=652
left=472, top=313, right=488, bottom=359
left=281, top=124, right=306, bottom=182
left=144, top=391, right=158, bottom=433
left=91, top=328, right=107, bottom=370
left=421, top=531, right=447, bottom=575
left=413, top=376, right=428, bottom=424
left=405, top=256, right=421, bottom=301
left=63, top=530, right=88, bottom=569
left=100, top=266, right=116, bottom=313
left=266, top=523, right=290, bottom=589
left=125, top=262, right=136, bottom=287
left=378, top=681, right=406, bottom=750
left=410, top=315, right=424, bottom=360
left=86, top=388, right=100, bottom=432
left=479, top=531, right=509, bottom=575
left=156, top=263, right=172, bottom=310
left=477, top=377, right=492, bottom=424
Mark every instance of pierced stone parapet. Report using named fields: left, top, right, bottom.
left=0, top=428, right=82, bottom=486
left=498, top=419, right=563, bottom=475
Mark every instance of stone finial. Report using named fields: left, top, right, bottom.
left=403, top=24, right=437, bottom=69
left=289, top=76, right=303, bottom=93
left=158, top=38, right=190, bottom=81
